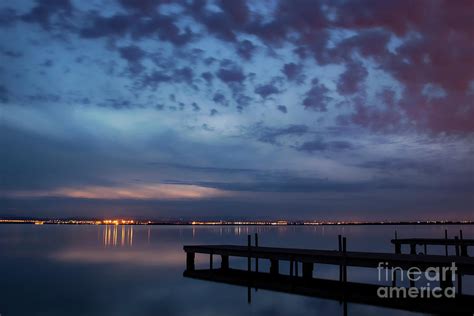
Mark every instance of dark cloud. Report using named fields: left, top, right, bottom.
left=338, top=98, right=403, bottom=132
left=117, top=0, right=164, bottom=14
left=80, top=12, right=193, bottom=45
left=281, top=63, right=304, bottom=84
left=140, top=71, right=172, bottom=90
left=216, top=65, right=245, bottom=84
left=2, top=50, right=22, bottom=58
left=189, top=0, right=250, bottom=42
left=22, top=0, right=73, bottom=29
left=201, top=71, right=213, bottom=84
left=118, top=45, right=146, bottom=74
left=236, top=39, right=256, bottom=60
left=27, top=93, right=61, bottom=103
left=359, top=158, right=438, bottom=174
left=331, top=29, right=391, bottom=63
left=254, top=83, right=280, bottom=99
left=191, top=102, right=200, bottom=111
left=337, top=61, right=368, bottom=95
left=234, top=93, right=251, bottom=111
left=134, top=65, right=194, bottom=91
left=216, top=61, right=248, bottom=108
left=277, top=105, right=287, bottom=113
left=0, top=85, right=9, bottom=103
left=119, top=45, right=146, bottom=63
left=251, top=123, right=309, bottom=145
left=296, top=139, right=353, bottom=153
left=41, top=59, right=54, bottom=67
left=302, top=79, right=330, bottom=111
left=0, top=8, right=17, bottom=26
left=101, top=98, right=140, bottom=109
left=79, top=14, right=132, bottom=38
left=212, top=92, right=228, bottom=106
left=172, top=67, right=194, bottom=85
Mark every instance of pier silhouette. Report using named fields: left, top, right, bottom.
left=184, top=234, right=474, bottom=315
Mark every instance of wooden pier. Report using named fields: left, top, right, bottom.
left=184, top=234, right=474, bottom=296
left=392, top=229, right=473, bottom=256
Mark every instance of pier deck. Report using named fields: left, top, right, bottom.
left=183, top=244, right=474, bottom=274
left=391, top=238, right=473, bottom=256
left=391, top=238, right=474, bottom=246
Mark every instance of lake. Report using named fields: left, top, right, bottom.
left=0, top=224, right=472, bottom=315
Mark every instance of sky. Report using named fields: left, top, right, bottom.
left=0, top=0, right=473, bottom=221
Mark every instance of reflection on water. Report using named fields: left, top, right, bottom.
left=102, top=225, right=134, bottom=247
left=184, top=268, right=474, bottom=315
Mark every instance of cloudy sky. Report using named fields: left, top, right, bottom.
left=0, top=0, right=473, bottom=220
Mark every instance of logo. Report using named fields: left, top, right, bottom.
left=376, top=262, right=456, bottom=299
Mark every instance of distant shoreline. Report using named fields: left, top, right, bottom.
left=0, top=219, right=473, bottom=226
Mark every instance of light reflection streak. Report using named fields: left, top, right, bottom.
left=103, top=225, right=134, bottom=247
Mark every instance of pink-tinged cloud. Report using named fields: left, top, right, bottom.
left=4, top=184, right=230, bottom=200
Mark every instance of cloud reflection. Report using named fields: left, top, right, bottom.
left=51, top=247, right=182, bottom=267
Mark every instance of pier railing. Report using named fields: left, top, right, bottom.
left=391, top=229, right=472, bottom=256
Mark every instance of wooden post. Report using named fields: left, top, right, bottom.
left=395, top=242, right=401, bottom=254
left=342, top=237, right=347, bottom=283
left=247, top=235, right=251, bottom=272
left=408, top=269, right=415, bottom=287
left=338, top=235, right=343, bottom=281
left=455, top=236, right=460, bottom=256
left=221, top=255, right=229, bottom=270
left=270, top=259, right=279, bottom=275
left=459, top=230, right=468, bottom=256
left=440, top=268, right=453, bottom=289
left=186, top=252, right=195, bottom=271
left=445, top=229, right=448, bottom=256
left=392, top=269, right=397, bottom=287
left=394, top=231, right=400, bottom=254
left=210, top=252, right=213, bottom=270
left=302, top=262, right=313, bottom=279
left=457, top=271, right=463, bottom=295
left=255, top=233, right=259, bottom=272
left=290, top=258, right=294, bottom=277
left=295, top=260, right=299, bottom=277
left=409, top=243, right=415, bottom=254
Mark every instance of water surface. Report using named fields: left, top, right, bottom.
left=0, top=224, right=472, bottom=316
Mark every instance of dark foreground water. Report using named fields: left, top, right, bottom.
left=0, top=224, right=472, bottom=316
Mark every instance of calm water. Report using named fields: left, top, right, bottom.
left=0, top=224, right=472, bottom=316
